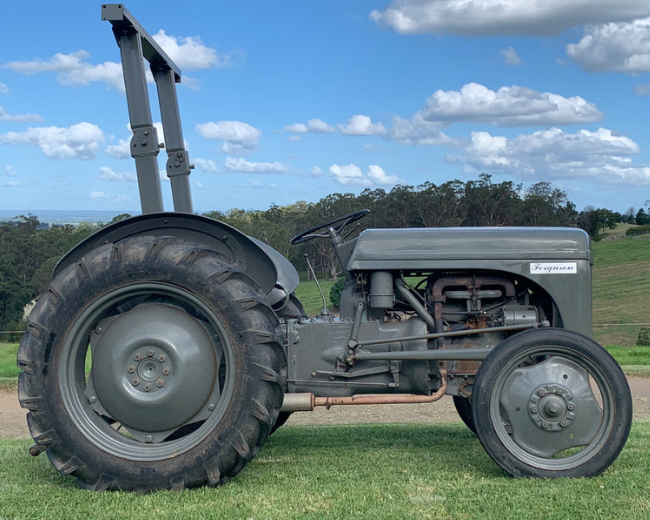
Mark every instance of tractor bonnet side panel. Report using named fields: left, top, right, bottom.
left=348, top=227, right=592, bottom=336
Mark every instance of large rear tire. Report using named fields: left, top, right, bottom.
left=452, top=396, right=476, bottom=434
left=18, top=236, right=285, bottom=491
left=472, top=328, right=632, bottom=478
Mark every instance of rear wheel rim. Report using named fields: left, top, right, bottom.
left=58, top=282, right=236, bottom=461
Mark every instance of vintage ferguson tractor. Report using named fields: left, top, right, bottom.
left=18, top=4, right=632, bottom=492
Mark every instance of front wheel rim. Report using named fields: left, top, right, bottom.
left=490, top=346, right=615, bottom=471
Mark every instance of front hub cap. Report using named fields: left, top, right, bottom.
left=528, top=383, right=576, bottom=431
left=89, top=303, right=218, bottom=432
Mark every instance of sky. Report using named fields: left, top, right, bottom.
left=1, top=0, right=650, bottom=215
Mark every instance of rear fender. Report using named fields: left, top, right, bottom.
left=54, top=213, right=296, bottom=296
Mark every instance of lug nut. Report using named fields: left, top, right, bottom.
left=132, top=378, right=140, bottom=386
left=530, top=405, right=538, bottom=413
left=560, top=419, right=568, bottom=427
left=134, top=353, right=142, bottom=361
left=538, top=389, right=546, bottom=397
left=156, top=379, right=164, bottom=388
left=147, top=349, right=154, bottom=357
left=159, top=354, right=166, bottom=362
left=128, top=365, right=136, bottom=373
left=145, top=435, right=153, bottom=443
left=162, top=367, right=170, bottom=376
left=556, top=388, right=564, bottom=396
left=144, top=383, right=152, bottom=392
left=567, top=403, right=575, bottom=411
left=542, top=421, right=550, bottom=429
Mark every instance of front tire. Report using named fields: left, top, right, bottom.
left=18, top=236, right=285, bottom=491
left=472, top=328, right=632, bottom=478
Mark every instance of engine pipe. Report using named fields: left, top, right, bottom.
left=354, top=322, right=536, bottom=352
left=394, top=278, right=437, bottom=331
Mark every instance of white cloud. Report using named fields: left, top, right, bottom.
left=369, top=0, right=650, bottom=37
left=366, top=165, right=403, bottom=185
left=89, top=190, right=131, bottom=206
left=450, top=127, right=650, bottom=185
left=105, top=138, right=131, bottom=159
left=0, top=83, right=8, bottom=94
left=500, top=46, right=523, bottom=66
left=285, top=118, right=335, bottom=134
left=285, top=123, right=308, bottom=133
left=224, top=157, right=288, bottom=173
left=5, top=165, right=19, bottom=177
left=0, top=122, right=104, bottom=160
left=247, top=180, right=278, bottom=189
left=1, top=33, right=226, bottom=92
left=0, top=106, right=41, bottom=123
left=635, top=83, right=650, bottom=96
left=287, top=135, right=301, bottom=142
left=2, top=51, right=125, bottom=91
left=389, top=116, right=453, bottom=146
left=417, top=83, right=602, bottom=127
left=195, top=181, right=204, bottom=189
left=196, top=120, right=261, bottom=154
left=329, top=163, right=402, bottom=187
left=193, top=158, right=220, bottom=173
left=152, top=30, right=231, bottom=70
left=567, top=18, right=650, bottom=73
left=306, top=118, right=335, bottom=133
left=339, top=115, right=387, bottom=136
left=99, top=166, right=136, bottom=183
left=3, top=180, right=21, bottom=187
left=310, top=166, right=323, bottom=177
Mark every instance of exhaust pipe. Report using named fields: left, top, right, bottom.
left=280, top=378, right=448, bottom=412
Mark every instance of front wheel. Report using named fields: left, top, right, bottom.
left=18, top=236, right=285, bottom=491
left=472, top=328, right=632, bottom=478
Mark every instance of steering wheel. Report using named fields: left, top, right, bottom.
left=290, top=209, right=370, bottom=245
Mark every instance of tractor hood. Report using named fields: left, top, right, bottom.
left=348, top=227, right=591, bottom=271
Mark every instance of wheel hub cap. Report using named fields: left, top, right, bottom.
left=499, top=356, right=603, bottom=458
left=528, top=383, right=575, bottom=431
left=88, top=303, right=218, bottom=433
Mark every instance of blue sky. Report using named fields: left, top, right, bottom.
left=1, top=0, right=650, bottom=215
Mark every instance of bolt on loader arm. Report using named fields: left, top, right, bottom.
left=102, top=3, right=193, bottom=214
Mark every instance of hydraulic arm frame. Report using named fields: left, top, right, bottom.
left=102, top=3, right=193, bottom=214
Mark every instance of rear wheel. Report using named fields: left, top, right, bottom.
left=18, top=236, right=285, bottom=491
left=452, top=396, right=476, bottom=434
left=472, top=328, right=632, bottom=478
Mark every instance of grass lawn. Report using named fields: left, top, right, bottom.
left=0, top=422, right=649, bottom=519
left=294, top=278, right=336, bottom=317
left=0, top=342, right=19, bottom=390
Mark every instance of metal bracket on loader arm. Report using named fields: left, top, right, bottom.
left=102, top=4, right=193, bottom=214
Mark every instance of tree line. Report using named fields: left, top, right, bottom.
left=1, top=174, right=648, bottom=332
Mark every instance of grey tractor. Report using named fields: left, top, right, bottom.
left=17, top=4, right=632, bottom=491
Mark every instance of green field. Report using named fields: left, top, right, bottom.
left=592, top=234, right=650, bottom=347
